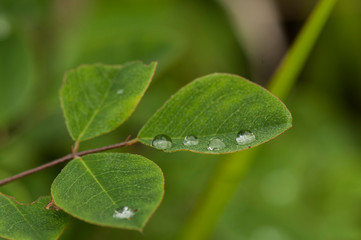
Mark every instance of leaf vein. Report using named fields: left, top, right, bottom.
left=78, top=158, right=117, bottom=206
left=76, top=68, right=118, bottom=141
left=6, top=198, right=42, bottom=239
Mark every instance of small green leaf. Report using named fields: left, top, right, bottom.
left=60, top=61, right=157, bottom=142
left=138, top=73, right=292, bottom=154
left=0, top=194, right=70, bottom=240
left=51, top=153, right=164, bottom=231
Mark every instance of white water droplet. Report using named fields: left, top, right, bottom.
left=236, top=130, right=255, bottom=145
left=0, top=15, right=11, bottom=40
left=208, top=137, right=225, bottom=151
left=113, top=206, right=136, bottom=219
left=183, top=135, right=199, bottom=146
left=117, top=89, right=124, bottom=94
left=152, top=134, right=172, bottom=150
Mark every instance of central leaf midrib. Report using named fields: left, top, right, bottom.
left=78, top=158, right=117, bottom=207
left=76, top=69, right=118, bottom=141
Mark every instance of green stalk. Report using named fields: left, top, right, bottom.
left=268, top=0, right=338, bottom=100
left=178, top=0, right=338, bottom=239
left=178, top=150, right=256, bottom=240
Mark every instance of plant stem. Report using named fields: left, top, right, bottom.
left=178, top=150, right=256, bottom=240
left=178, top=0, right=338, bottom=239
left=268, top=0, right=338, bottom=100
left=0, top=137, right=138, bottom=187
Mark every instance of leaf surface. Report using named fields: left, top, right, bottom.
left=138, top=73, right=292, bottom=154
left=51, top=153, right=164, bottom=231
left=60, top=62, right=156, bottom=142
left=0, top=194, right=70, bottom=240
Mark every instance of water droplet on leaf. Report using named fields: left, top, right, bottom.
left=236, top=130, right=255, bottom=145
left=152, top=134, right=172, bottom=150
left=208, top=137, right=225, bottom=151
left=117, top=89, right=124, bottom=94
left=113, top=206, right=136, bottom=219
left=183, top=135, right=199, bottom=146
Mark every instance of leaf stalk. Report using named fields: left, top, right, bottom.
left=0, top=138, right=138, bottom=187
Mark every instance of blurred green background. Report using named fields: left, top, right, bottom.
left=1, top=0, right=361, bottom=239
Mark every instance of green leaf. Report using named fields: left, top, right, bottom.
left=138, top=73, right=292, bottom=154
left=51, top=153, right=164, bottom=231
left=60, top=61, right=157, bottom=142
left=0, top=194, right=70, bottom=240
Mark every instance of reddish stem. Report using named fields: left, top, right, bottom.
left=0, top=137, right=138, bottom=187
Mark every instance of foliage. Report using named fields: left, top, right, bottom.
left=60, top=62, right=156, bottom=142
left=51, top=153, right=164, bottom=231
left=1, top=0, right=361, bottom=239
left=0, top=60, right=290, bottom=239
left=139, top=73, right=291, bottom=153
left=0, top=194, right=69, bottom=240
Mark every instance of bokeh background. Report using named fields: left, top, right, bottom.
left=1, top=0, right=361, bottom=239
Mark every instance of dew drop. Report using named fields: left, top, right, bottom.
left=117, top=89, right=124, bottom=94
left=113, top=206, right=136, bottom=219
left=183, top=135, right=199, bottom=146
left=236, top=130, right=255, bottom=145
left=207, top=137, right=225, bottom=151
left=152, top=134, right=172, bottom=150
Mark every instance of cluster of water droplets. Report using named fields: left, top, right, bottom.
left=113, top=206, right=136, bottom=219
left=151, top=130, right=256, bottom=151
